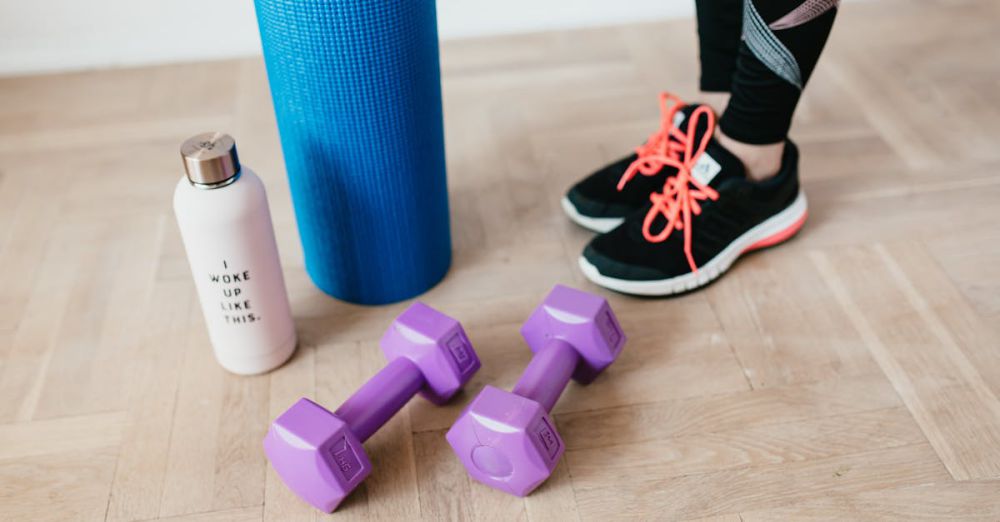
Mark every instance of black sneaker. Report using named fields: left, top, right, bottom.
left=578, top=133, right=808, bottom=296
left=562, top=93, right=715, bottom=233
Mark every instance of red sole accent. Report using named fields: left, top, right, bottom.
left=742, top=210, right=808, bottom=254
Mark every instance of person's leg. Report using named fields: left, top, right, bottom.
left=719, top=0, right=839, bottom=179
left=577, top=0, right=840, bottom=296
left=561, top=0, right=747, bottom=233
left=694, top=0, right=744, bottom=114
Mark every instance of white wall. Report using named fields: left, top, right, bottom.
left=0, top=0, right=695, bottom=76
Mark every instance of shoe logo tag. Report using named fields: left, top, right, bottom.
left=691, top=152, right=722, bottom=186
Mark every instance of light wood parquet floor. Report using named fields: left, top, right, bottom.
left=2, top=0, right=1000, bottom=520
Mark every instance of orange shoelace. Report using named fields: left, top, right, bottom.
left=616, top=92, right=690, bottom=191
left=618, top=95, right=719, bottom=273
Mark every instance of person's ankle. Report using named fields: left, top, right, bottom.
left=716, top=130, right=784, bottom=181
left=699, top=91, right=731, bottom=115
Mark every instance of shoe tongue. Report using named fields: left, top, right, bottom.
left=670, top=104, right=747, bottom=188
left=688, top=138, right=747, bottom=189
left=672, top=104, right=711, bottom=141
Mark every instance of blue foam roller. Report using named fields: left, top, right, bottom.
left=254, top=0, right=451, bottom=305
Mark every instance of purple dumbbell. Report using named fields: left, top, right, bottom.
left=446, top=285, right=626, bottom=496
left=264, top=302, right=481, bottom=512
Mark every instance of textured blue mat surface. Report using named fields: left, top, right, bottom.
left=255, top=0, right=451, bottom=305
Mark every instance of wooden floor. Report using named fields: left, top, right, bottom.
left=3, top=0, right=1000, bottom=520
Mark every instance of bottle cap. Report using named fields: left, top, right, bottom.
left=180, top=132, right=241, bottom=187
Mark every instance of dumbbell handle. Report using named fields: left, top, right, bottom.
left=511, top=339, right=578, bottom=413
left=333, top=357, right=424, bottom=443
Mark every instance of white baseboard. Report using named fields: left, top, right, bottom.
left=437, top=0, right=694, bottom=40
left=0, top=0, right=695, bottom=76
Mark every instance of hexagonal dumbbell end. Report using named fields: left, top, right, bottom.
left=447, top=385, right=564, bottom=496
left=265, top=302, right=481, bottom=512
left=447, top=285, right=625, bottom=497
left=264, top=398, right=371, bottom=512
left=521, top=284, right=626, bottom=384
left=380, top=301, right=481, bottom=405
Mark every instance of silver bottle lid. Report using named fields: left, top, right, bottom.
left=180, top=132, right=241, bottom=187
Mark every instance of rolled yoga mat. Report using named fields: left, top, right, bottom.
left=254, top=0, right=452, bottom=305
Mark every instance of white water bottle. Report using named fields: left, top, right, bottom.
left=174, top=132, right=297, bottom=375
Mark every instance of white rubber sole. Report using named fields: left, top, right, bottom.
left=561, top=196, right=625, bottom=233
left=579, top=190, right=808, bottom=296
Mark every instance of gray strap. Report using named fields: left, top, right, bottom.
left=743, top=0, right=804, bottom=89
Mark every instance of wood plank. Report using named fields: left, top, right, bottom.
left=467, top=483, right=527, bottom=522
left=0, top=446, right=118, bottom=522
left=105, top=280, right=194, bottom=522
left=211, top=372, right=270, bottom=510
left=0, top=61, right=238, bottom=137
left=0, top=220, right=104, bottom=422
left=705, top=251, right=877, bottom=388
left=573, top=443, right=949, bottom=520
left=0, top=410, right=125, bottom=461
left=812, top=243, right=1000, bottom=480
left=565, top=407, right=923, bottom=480
left=682, top=516, right=744, bottom=522
left=414, top=430, right=474, bottom=521
left=927, top=223, right=1000, bottom=317
left=153, top=506, right=263, bottom=522
left=34, top=216, right=164, bottom=420
left=0, top=160, right=62, bottom=332
left=524, top=460, right=580, bottom=522
left=159, top=312, right=226, bottom=518
left=556, top=372, right=900, bottom=451
left=892, top=240, right=1000, bottom=400
left=740, top=481, right=1000, bottom=521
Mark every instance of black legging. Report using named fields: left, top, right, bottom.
left=695, top=0, right=838, bottom=144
